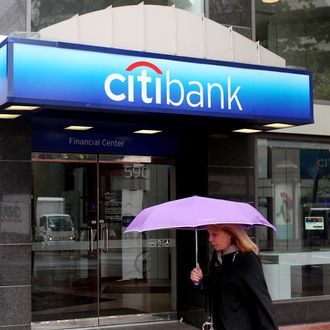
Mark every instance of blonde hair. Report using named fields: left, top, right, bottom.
left=206, top=224, right=259, bottom=255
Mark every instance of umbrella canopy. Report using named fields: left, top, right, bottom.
left=124, top=195, right=276, bottom=233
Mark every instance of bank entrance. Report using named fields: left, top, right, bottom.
left=31, top=152, right=176, bottom=329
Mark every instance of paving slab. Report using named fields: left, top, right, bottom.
left=73, top=321, right=198, bottom=330
left=72, top=321, right=330, bottom=330
left=119, top=322, right=197, bottom=330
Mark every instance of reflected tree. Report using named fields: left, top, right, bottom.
left=31, top=0, right=113, bottom=31
left=31, top=0, right=172, bottom=32
left=256, top=0, right=330, bottom=100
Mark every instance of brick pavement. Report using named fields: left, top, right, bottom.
left=279, top=323, right=330, bottom=330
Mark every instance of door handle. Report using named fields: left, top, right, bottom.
left=102, top=227, right=109, bottom=252
left=88, top=227, right=94, bottom=253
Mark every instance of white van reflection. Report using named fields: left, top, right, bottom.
left=37, top=214, right=76, bottom=242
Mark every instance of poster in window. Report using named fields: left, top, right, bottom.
left=305, top=216, right=324, bottom=230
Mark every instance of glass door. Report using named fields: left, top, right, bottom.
left=98, top=155, right=177, bottom=326
left=31, top=153, right=99, bottom=329
left=31, top=153, right=176, bottom=329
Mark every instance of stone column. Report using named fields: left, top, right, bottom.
left=0, top=120, right=31, bottom=330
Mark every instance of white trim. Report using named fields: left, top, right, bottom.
left=26, top=0, right=31, bottom=32
left=39, top=4, right=286, bottom=68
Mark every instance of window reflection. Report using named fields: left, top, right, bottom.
left=257, top=139, right=330, bottom=300
left=256, top=0, right=330, bottom=101
left=31, top=153, right=176, bottom=325
left=31, top=0, right=204, bottom=32
left=209, top=0, right=252, bottom=38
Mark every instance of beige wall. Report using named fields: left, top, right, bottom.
left=271, top=103, right=330, bottom=136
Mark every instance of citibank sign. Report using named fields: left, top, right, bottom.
left=3, top=38, right=313, bottom=123
left=104, top=60, right=243, bottom=111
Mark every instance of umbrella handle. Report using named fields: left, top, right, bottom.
left=195, top=229, right=198, bottom=266
left=193, top=230, right=200, bottom=286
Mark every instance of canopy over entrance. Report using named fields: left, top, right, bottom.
left=37, top=4, right=285, bottom=68
left=0, top=4, right=313, bottom=134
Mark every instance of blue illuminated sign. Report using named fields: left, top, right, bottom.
left=0, top=44, right=7, bottom=104
left=3, top=38, right=313, bottom=123
left=32, top=129, right=179, bottom=156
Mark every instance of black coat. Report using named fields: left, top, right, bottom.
left=203, top=251, right=278, bottom=330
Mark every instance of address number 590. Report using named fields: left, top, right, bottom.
left=124, top=165, right=150, bottom=179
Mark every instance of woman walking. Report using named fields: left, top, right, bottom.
left=190, top=224, right=278, bottom=330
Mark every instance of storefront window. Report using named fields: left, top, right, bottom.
left=257, top=138, right=330, bottom=300
left=256, top=0, right=330, bottom=101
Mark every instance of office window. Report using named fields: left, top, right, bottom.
left=31, top=0, right=204, bottom=32
left=256, top=0, right=330, bottom=101
left=209, top=0, right=252, bottom=38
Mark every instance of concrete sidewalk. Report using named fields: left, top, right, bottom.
left=72, top=320, right=330, bottom=330
left=72, top=321, right=196, bottom=330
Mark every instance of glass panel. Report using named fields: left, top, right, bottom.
left=31, top=154, right=99, bottom=328
left=291, top=264, right=330, bottom=298
left=256, top=0, right=330, bottom=101
left=31, top=0, right=113, bottom=31
left=31, top=153, right=176, bottom=328
left=209, top=0, right=252, bottom=38
left=257, top=139, right=330, bottom=302
left=31, top=0, right=204, bottom=32
left=98, top=156, right=177, bottom=325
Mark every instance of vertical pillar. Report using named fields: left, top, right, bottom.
left=176, top=132, right=209, bottom=328
left=0, top=121, right=31, bottom=330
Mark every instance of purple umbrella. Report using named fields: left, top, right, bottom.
left=125, top=195, right=275, bottom=232
left=124, top=196, right=275, bottom=263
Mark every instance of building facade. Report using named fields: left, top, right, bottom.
left=0, top=1, right=329, bottom=329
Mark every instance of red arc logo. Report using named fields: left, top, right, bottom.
left=126, top=61, right=163, bottom=74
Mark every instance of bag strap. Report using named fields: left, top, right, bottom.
left=202, top=294, right=213, bottom=330
left=202, top=319, right=213, bottom=330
